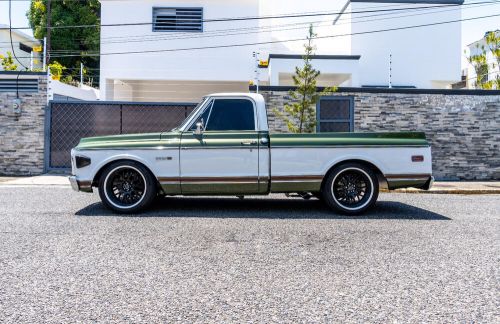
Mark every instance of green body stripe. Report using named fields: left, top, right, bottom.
left=76, top=130, right=428, bottom=150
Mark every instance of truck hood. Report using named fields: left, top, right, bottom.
left=76, top=132, right=175, bottom=150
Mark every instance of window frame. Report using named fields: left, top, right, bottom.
left=152, top=7, right=203, bottom=33
left=19, top=43, right=33, bottom=53
left=316, top=96, right=354, bottom=133
left=185, top=97, right=258, bottom=132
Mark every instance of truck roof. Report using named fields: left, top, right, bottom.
left=209, top=92, right=264, bottom=102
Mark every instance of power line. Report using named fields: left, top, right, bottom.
left=0, top=2, right=472, bottom=30
left=8, top=11, right=500, bottom=60
left=2, top=0, right=496, bottom=53
left=27, top=1, right=500, bottom=55
left=7, top=0, right=28, bottom=69
left=43, top=12, right=500, bottom=59
left=46, top=1, right=499, bottom=52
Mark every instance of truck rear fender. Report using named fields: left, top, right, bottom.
left=321, top=157, right=387, bottom=190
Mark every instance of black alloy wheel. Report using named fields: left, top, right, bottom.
left=322, top=162, right=379, bottom=215
left=98, top=161, right=157, bottom=213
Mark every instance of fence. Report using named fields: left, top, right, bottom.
left=45, top=100, right=196, bottom=170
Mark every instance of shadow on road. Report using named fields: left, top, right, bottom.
left=75, top=197, right=450, bottom=220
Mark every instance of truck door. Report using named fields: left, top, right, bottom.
left=179, top=97, right=260, bottom=194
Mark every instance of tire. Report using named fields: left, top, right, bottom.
left=312, top=192, right=323, bottom=201
left=98, top=161, right=157, bottom=213
left=322, top=162, right=379, bottom=215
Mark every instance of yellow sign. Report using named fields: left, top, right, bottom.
left=33, top=45, right=42, bottom=52
left=259, top=60, right=269, bottom=67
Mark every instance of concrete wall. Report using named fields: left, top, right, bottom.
left=0, top=73, right=47, bottom=175
left=350, top=2, right=462, bottom=88
left=260, top=88, right=500, bottom=180
left=99, top=0, right=261, bottom=100
left=48, top=80, right=100, bottom=101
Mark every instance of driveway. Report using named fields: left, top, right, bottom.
left=0, top=187, right=498, bottom=322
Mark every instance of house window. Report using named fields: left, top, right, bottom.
left=153, top=7, right=203, bottom=32
left=316, top=96, right=354, bottom=132
left=19, top=43, right=33, bottom=53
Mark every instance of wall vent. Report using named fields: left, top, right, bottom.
left=153, top=7, right=203, bottom=32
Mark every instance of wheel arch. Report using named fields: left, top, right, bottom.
left=321, top=159, right=386, bottom=191
left=92, top=158, right=158, bottom=188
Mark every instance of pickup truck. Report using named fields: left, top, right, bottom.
left=69, top=93, right=433, bottom=215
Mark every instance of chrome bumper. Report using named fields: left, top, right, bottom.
left=68, top=176, right=93, bottom=193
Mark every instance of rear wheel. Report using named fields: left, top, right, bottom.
left=322, top=163, right=379, bottom=215
left=98, top=161, right=157, bottom=213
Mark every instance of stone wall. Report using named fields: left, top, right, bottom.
left=0, top=73, right=47, bottom=176
left=260, top=88, right=500, bottom=180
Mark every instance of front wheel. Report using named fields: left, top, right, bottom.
left=98, top=161, right=157, bottom=213
left=322, top=163, right=379, bottom=215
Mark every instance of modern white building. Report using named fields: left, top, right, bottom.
left=99, top=0, right=464, bottom=102
left=465, top=30, right=500, bottom=89
left=0, top=25, right=43, bottom=71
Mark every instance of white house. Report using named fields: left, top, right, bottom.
left=465, top=30, right=500, bottom=89
left=0, top=25, right=42, bottom=71
left=99, top=0, right=464, bottom=102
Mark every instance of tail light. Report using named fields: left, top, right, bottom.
left=412, top=155, right=424, bottom=162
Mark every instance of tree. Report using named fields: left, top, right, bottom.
left=466, top=31, right=500, bottom=90
left=0, top=52, right=18, bottom=71
left=467, top=46, right=490, bottom=89
left=485, top=30, right=500, bottom=89
left=27, top=0, right=100, bottom=85
left=274, top=25, right=337, bottom=133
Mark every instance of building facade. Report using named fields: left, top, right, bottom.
left=465, top=30, right=500, bottom=89
left=0, top=25, right=42, bottom=71
left=99, top=0, right=464, bottom=102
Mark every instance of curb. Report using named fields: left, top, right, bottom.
left=382, top=189, right=500, bottom=194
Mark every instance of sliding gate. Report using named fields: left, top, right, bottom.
left=45, top=100, right=196, bottom=170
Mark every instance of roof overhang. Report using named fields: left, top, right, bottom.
left=268, top=54, right=361, bottom=62
left=350, top=0, right=464, bottom=4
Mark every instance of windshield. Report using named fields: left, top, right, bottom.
left=171, top=97, right=208, bottom=131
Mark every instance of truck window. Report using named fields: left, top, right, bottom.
left=205, top=99, right=255, bottom=131
left=189, top=101, right=212, bottom=131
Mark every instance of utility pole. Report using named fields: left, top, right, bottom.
left=389, top=53, right=392, bottom=89
left=42, top=37, right=47, bottom=71
left=80, top=62, right=84, bottom=86
left=46, top=0, right=51, bottom=67
left=253, top=51, right=260, bottom=93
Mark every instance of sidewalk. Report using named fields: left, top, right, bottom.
left=0, top=175, right=69, bottom=186
left=0, top=175, right=499, bottom=194
left=391, top=181, right=500, bottom=194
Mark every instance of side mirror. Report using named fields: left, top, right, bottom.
left=194, top=121, right=204, bottom=135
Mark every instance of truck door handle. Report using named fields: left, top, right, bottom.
left=241, top=140, right=257, bottom=146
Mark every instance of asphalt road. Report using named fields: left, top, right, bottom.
left=0, top=187, right=499, bottom=323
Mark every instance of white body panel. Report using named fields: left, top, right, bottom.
left=72, top=145, right=431, bottom=187
left=270, top=146, right=432, bottom=177
left=180, top=148, right=259, bottom=178
left=71, top=148, right=180, bottom=184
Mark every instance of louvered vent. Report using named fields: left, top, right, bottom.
left=0, top=78, right=39, bottom=92
left=153, top=7, right=203, bottom=32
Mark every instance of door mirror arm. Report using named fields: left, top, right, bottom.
left=193, top=121, right=204, bottom=136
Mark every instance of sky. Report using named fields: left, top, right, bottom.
left=0, top=0, right=498, bottom=69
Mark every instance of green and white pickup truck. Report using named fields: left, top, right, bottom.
left=70, top=93, right=433, bottom=215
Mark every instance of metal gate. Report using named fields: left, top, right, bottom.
left=45, top=100, right=196, bottom=170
